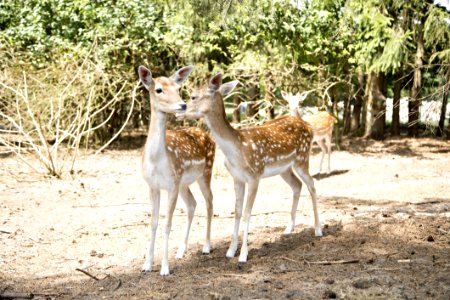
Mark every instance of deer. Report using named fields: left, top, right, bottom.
left=137, top=65, right=215, bottom=276
left=282, top=91, right=335, bottom=174
left=178, top=74, right=322, bottom=263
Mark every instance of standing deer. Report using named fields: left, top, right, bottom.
left=138, top=65, right=215, bottom=276
left=282, top=91, right=335, bottom=174
left=179, top=74, right=322, bottom=263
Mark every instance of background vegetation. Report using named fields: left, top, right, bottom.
left=1, top=0, right=449, bottom=176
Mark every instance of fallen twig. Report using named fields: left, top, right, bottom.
left=100, top=274, right=122, bottom=291
left=0, top=292, right=34, bottom=299
left=221, top=273, right=246, bottom=277
left=282, top=256, right=301, bottom=263
left=72, top=203, right=147, bottom=208
left=112, top=223, right=148, bottom=229
left=304, top=259, right=359, bottom=265
left=0, top=230, right=12, bottom=234
left=114, top=277, right=122, bottom=291
left=75, top=268, right=100, bottom=281
left=411, top=200, right=440, bottom=205
left=397, top=259, right=411, bottom=263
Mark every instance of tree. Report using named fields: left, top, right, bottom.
left=408, top=3, right=427, bottom=137
left=351, top=69, right=365, bottom=133
left=424, top=4, right=450, bottom=136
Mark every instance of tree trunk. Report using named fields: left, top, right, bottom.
left=232, top=94, right=241, bottom=123
left=437, top=68, right=450, bottom=137
left=392, top=71, right=403, bottom=136
left=342, top=96, right=351, bottom=135
left=246, top=85, right=259, bottom=118
left=364, top=72, right=386, bottom=140
left=264, top=82, right=275, bottom=120
left=408, top=19, right=425, bottom=137
left=342, top=63, right=351, bottom=135
left=331, top=86, right=341, bottom=149
left=343, top=91, right=351, bottom=135
left=375, top=73, right=387, bottom=138
left=351, top=70, right=365, bottom=133
left=318, top=59, right=326, bottom=107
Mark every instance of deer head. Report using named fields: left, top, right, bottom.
left=281, top=91, right=308, bottom=117
left=180, top=73, right=239, bottom=120
left=138, top=65, right=193, bottom=113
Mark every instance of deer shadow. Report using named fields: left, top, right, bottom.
left=312, top=169, right=349, bottom=180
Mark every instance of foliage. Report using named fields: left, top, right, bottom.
left=1, top=0, right=450, bottom=172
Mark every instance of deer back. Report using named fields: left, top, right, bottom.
left=236, top=116, right=313, bottom=176
left=305, top=112, right=335, bottom=137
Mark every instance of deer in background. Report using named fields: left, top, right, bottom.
left=179, top=74, right=322, bottom=263
left=282, top=91, right=335, bottom=174
left=138, top=65, right=215, bottom=276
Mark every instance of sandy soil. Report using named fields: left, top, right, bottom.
left=1, top=137, right=449, bottom=299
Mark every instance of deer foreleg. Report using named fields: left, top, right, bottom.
left=160, top=186, right=179, bottom=276
left=226, top=179, right=245, bottom=258
left=142, top=188, right=161, bottom=272
left=238, top=180, right=259, bottom=263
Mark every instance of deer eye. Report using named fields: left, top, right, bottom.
left=155, top=88, right=163, bottom=94
left=190, top=96, right=198, bottom=101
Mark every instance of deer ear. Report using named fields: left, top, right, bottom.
left=209, top=73, right=222, bottom=91
left=220, top=80, right=239, bottom=96
left=297, top=92, right=308, bottom=102
left=171, top=65, right=194, bottom=85
left=281, top=91, right=289, bottom=100
left=138, top=66, right=153, bottom=90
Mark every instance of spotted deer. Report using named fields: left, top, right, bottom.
left=179, top=74, right=322, bottom=263
left=138, top=65, right=215, bottom=276
left=282, top=91, right=335, bottom=174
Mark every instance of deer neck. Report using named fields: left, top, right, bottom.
left=203, top=96, right=241, bottom=158
left=145, top=103, right=168, bottom=159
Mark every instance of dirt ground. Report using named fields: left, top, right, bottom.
left=1, top=137, right=449, bottom=299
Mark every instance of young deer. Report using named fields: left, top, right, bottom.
left=282, top=92, right=335, bottom=174
left=138, top=65, right=215, bottom=276
left=179, top=74, right=322, bottom=263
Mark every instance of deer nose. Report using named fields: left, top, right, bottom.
left=179, top=103, right=187, bottom=111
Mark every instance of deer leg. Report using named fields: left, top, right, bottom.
left=176, top=185, right=197, bottom=259
left=294, top=165, right=323, bottom=237
left=325, top=134, right=332, bottom=174
left=280, top=170, right=302, bottom=235
left=239, top=180, right=259, bottom=263
left=197, top=175, right=214, bottom=254
left=226, top=179, right=245, bottom=258
left=160, top=186, right=179, bottom=276
left=316, top=139, right=327, bottom=174
left=142, top=188, right=160, bottom=272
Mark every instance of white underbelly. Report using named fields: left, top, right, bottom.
left=180, top=160, right=205, bottom=185
left=262, top=161, right=293, bottom=178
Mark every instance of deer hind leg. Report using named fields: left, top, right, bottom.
left=160, top=186, right=180, bottom=276
left=226, top=179, right=245, bottom=258
left=293, top=164, right=323, bottom=237
left=280, top=169, right=302, bottom=235
left=239, top=180, right=259, bottom=263
left=197, top=175, right=214, bottom=254
left=325, top=132, right=332, bottom=174
left=316, top=139, right=327, bottom=174
left=142, top=188, right=160, bottom=273
left=176, top=185, right=197, bottom=259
